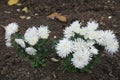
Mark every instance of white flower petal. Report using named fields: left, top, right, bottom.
left=71, top=51, right=91, bottom=69
left=15, top=39, right=26, bottom=48
left=25, top=47, right=37, bottom=55
left=70, top=20, right=81, bottom=34
left=63, top=26, right=74, bottom=38
left=24, top=27, right=39, bottom=46
left=56, top=38, right=73, bottom=58
left=37, top=26, right=50, bottom=39
left=87, top=21, right=98, bottom=30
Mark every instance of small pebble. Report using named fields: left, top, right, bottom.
left=4, top=11, right=11, bottom=14
left=51, top=58, right=59, bottom=62
left=26, top=16, right=31, bottom=20
left=54, top=36, right=57, bottom=39
left=17, top=9, right=20, bottom=12
left=19, top=16, right=26, bottom=19
left=17, top=3, right=22, bottom=6
left=108, top=16, right=112, bottom=19
left=35, top=13, right=39, bottom=16
left=107, top=0, right=110, bottom=3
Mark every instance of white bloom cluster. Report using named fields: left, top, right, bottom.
left=23, top=25, right=50, bottom=55
left=5, top=23, right=50, bottom=56
left=56, top=20, right=119, bottom=69
left=95, top=30, right=119, bottom=54
left=56, top=38, right=97, bottom=69
left=5, top=22, right=19, bottom=47
left=63, top=20, right=81, bottom=38
left=24, top=26, right=50, bottom=46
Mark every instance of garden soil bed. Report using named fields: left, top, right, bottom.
left=0, top=0, right=120, bottom=80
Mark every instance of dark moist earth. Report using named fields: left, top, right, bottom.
left=0, top=0, right=120, bottom=80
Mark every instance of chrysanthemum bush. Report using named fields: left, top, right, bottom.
left=4, top=22, right=50, bottom=67
left=55, top=20, right=119, bottom=72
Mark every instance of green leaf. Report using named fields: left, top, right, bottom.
left=94, top=44, right=105, bottom=51
left=61, top=54, right=78, bottom=72
left=70, top=33, right=86, bottom=41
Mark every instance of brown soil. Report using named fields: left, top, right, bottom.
left=0, top=0, right=120, bottom=80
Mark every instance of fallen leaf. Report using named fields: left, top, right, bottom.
left=51, top=58, right=59, bottom=62
left=1, top=25, right=6, bottom=30
left=47, top=12, right=67, bottom=22
left=56, top=15, right=67, bottom=22
left=22, top=7, right=28, bottom=13
left=1, top=25, right=19, bottom=32
left=47, top=12, right=60, bottom=19
left=8, top=0, right=19, bottom=6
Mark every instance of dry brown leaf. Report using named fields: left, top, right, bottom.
left=56, top=15, right=67, bottom=22
left=47, top=12, right=67, bottom=22
left=1, top=25, right=6, bottom=30
left=47, top=12, right=60, bottom=19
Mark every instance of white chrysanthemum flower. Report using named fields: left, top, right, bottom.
left=37, top=26, right=50, bottom=39
left=24, top=27, right=39, bottom=46
left=5, top=42, right=12, bottom=47
left=15, top=39, right=26, bottom=48
left=5, top=39, right=12, bottom=47
left=79, top=27, right=88, bottom=39
left=25, top=47, right=37, bottom=55
left=71, top=51, right=91, bottom=69
left=105, top=39, right=119, bottom=54
left=73, top=38, right=87, bottom=52
left=95, top=30, right=119, bottom=54
left=73, top=38, right=97, bottom=56
left=5, top=22, right=19, bottom=40
left=87, top=31, right=97, bottom=39
left=80, top=26, right=97, bottom=39
left=94, top=30, right=106, bottom=45
left=56, top=38, right=73, bottom=58
left=87, top=21, right=98, bottom=30
left=103, top=30, right=119, bottom=53
left=79, top=21, right=99, bottom=39
left=70, top=20, right=81, bottom=34
left=5, top=22, right=19, bottom=47
left=63, top=26, right=74, bottom=38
